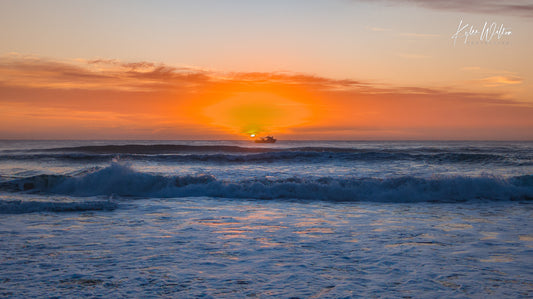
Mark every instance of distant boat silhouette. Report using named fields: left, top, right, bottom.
left=254, top=136, right=277, bottom=143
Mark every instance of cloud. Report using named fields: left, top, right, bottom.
left=225, top=72, right=366, bottom=90
left=1, top=55, right=372, bottom=92
left=1, top=55, right=527, bottom=104
left=481, top=75, right=523, bottom=86
left=2, top=55, right=528, bottom=99
left=305, top=85, right=533, bottom=139
left=1, top=55, right=531, bottom=140
left=0, top=55, right=211, bottom=91
left=460, top=67, right=524, bottom=86
left=357, top=0, right=533, bottom=18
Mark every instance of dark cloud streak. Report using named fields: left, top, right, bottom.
left=0, top=55, right=527, bottom=109
left=359, top=0, right=533, bottom=18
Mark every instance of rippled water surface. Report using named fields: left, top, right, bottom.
left=2, top=198, right=533, bottom=298
left=1, top=140, right=532, bottom=297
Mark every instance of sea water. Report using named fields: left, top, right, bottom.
left=0, top=140, right=532, bottom=297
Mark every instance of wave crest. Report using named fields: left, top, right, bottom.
left=2, top=163, right=532, bottom=202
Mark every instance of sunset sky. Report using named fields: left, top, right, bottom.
left=1, top=0, right=532, bottom=140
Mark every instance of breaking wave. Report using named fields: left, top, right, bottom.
left=2, top=163, right=532, bottom=202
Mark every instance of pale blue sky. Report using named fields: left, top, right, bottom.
left=1, top=0, right=531, bottom=92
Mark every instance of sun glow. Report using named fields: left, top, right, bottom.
left=203, top=92, right=310, bottom=137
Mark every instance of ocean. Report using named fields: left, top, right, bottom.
left=1, top=140, right=532, bottom=297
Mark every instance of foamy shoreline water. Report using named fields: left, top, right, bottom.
left=1, top=197, right=532, bottom=297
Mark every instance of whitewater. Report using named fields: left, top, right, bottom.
left=1, top=140, right=532, bottom=297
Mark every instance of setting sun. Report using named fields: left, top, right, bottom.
left=203, top=91, right=311, bottom=137
left=1, top=1, right=532, bottom=297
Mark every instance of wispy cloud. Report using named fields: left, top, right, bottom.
left=0, top=55, right=372, bottom=93
left=1, top=55, right=531, bottom=139
left=458, top=66, right=524, bottom=86
left=0, top=54, right=211, bottom=91
left=2, top=55, right=528, bottom=99
left=481, top=75, right=523, bottom=86
left=357, top=0, right=533, bottom=18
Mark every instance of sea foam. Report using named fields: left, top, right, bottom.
left=2, top=162, right=532, bottom=202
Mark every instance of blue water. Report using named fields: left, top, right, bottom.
left=1, top=140, right=532, bottom=297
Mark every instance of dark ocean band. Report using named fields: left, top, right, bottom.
left=0, top=150, right=529, bottom=165
left=1, top=163, right=532, bottom=204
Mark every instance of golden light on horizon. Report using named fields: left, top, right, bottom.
left=203, top=92, right=311, bottom=137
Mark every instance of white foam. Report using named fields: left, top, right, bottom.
left=6, top=162, right=532, bottom=202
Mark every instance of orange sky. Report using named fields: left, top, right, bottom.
left=0, top=1, right=532, bottom=140
left=1, top=54, right=531, bottom=140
